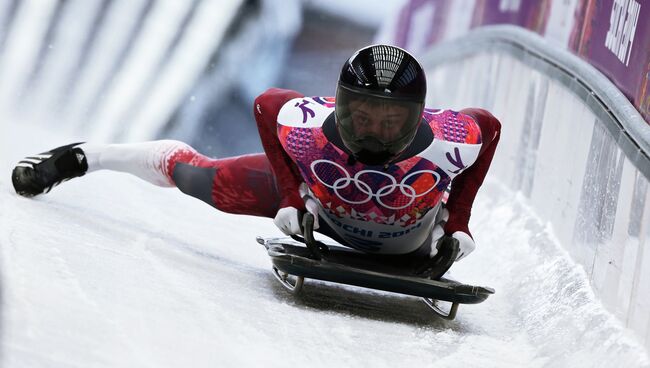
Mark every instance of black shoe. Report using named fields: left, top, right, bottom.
left=12, top=142, right=88, bottom=197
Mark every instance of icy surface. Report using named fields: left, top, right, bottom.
left=0, top=123, right=648, bottom=368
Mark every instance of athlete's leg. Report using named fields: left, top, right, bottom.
left=82, top=141, right=283, bottom=218
left=82, top=141, right=190, bottom=187
left=170, top=152, right=283, bottom=218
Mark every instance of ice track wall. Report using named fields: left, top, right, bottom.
left=417, top=26, right=650, bottom=350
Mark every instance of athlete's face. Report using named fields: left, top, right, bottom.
left=348, top=100, right=410, bottom=142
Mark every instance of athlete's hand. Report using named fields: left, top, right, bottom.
left=273, top=207, right=304, bottom=235
left=430, top=207, right=475, bottom=261
left=451, top=231, right=475, bottom=261
left=274, top=184, right=320, bottom=236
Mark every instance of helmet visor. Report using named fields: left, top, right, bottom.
left=336, top=85, right=424, bottom=157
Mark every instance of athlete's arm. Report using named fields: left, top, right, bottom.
left=253, top=88, right=306, bottom=211
left=444, top=108, right=501, bottom=238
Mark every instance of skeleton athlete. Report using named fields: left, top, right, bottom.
left=12, top=45, right=501, bottom=273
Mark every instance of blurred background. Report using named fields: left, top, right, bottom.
left=0, top=0, right=403, bottom=157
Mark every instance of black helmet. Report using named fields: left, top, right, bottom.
left=336, top=44, right=426, bottom=165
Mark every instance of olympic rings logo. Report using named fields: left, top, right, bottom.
left=310, top=159, right=440, bottom=210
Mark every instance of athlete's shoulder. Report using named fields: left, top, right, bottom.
left=459, top=108, right=502, bottom=142
left=256, top=88, right=303, bottom=103
left=254, top=88, right=304, bottom=120
left=277, top=96, right=336, bottom=128
left=415, top=108, right=484, bottom=177
left=459, top=107, right=496, bottom=122
left=424, top=108, right=482, bottom=145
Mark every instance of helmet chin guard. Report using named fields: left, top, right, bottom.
left=351, top=146, right=394, bottom=166
left=335, top=45, right=427, bottom=165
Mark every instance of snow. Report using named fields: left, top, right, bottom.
left=0, top=122, right=649, bottom=367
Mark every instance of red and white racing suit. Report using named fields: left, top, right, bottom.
left=252, top=88, right=500, bottom=254
left=88, top=88, right=500, bottom=255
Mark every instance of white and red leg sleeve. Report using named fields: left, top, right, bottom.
left=81, top=140, right=199, bottom=187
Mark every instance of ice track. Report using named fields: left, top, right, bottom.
left=0, top=126, right=648, bottom=368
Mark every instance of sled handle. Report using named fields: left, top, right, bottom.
left=301, top=213, right=327, bottom=260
